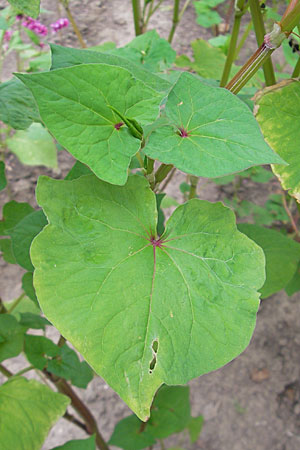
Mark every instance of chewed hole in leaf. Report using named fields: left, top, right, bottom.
left=149, top=339, right=159, bottom=374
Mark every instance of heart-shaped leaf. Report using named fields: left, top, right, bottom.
left=7, top=0, right=40, bottom=18
left=31, top=174, right=265, bottom=420
left=17, top=65, right=162, bottom=185
left=145, top=72, right=284, bottom=178
left=255, top=80, right=300, bottom=201
left=0, top=377, right=69, bottom=450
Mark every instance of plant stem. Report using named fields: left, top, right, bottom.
left=178, top=0, right=192, bottom=21
left=45, top=371, right=109, bottom=450
left=155, top=164, right=173, bottom=185
left=168, top=0, right=180, bottom=43
left=280, top=0, right=300, bottom=32
left=188, top=175, right=198, bottom=199
left=0, top=364, right=13, bottom=378
left=144, top=0, right=165, bottom=27
left=249, top=0, right=276, bottom=86
left=59, top=0, right=86, bottom=48
left=282, top=191, right=300, bottom=238
left=292, top=56, right=300, bottom=77
left=57, top=335, right=67, bottom=347
left=6, top=293, right=25, bottom=314
left=14, top=365, right=35, bottom=377
left=220, top=0, right=246, bottom=87
left=64, top=411, right=89, bottom=433
left=132, top=0, right=142, bottom=35
left=158, top=167, right=176, bottom=192
left=235, top=20, right=252, bottom=59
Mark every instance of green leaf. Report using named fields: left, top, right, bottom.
left=24, top=335, right=60, bottom=370
left=148, top=385, right=191, bottom=438
left=31, top=174, right=265, bottom=420
left=17, top=65, right=162, bottom=185
left=7, top=0, right=40, bottom=18
left=8, top=295, right=40, bottom=316
left=22, top=272, right=39, bottom=305
left=186, top=416, right=203, bottom=443
left=50, top=44, right=171, bottom=93
left=0, top=377, right=69, bottom=450
left=65, top=161, right=93, bottom=181
left=255, top=80, right=300, bottom=201
left=156, top=193, right=166, bottom=236
left=0, top=161, right=7, bottom=191
left=110, top=30, right=176, bottom=72
left=7, top=123, right=57, bottom=168
left=0, top=314, right=24, bottom=362
left=0, top=78, right=40, bottom=130
left=47, top=344, right=94, bottom=388
left=10, top=209, right=47, bottom=271
left=285, top=263, right=300, bottom=296
left=194, top=0, right=224, bottom=28
left=0, top=238, right=16, bottom=264
left=51, top=436, right=96, bottom=450
left=109, top=415, right=156, bottom=450
left=18, top=313, right=50, bottom=330
left=238, top=224, right=300, bottom=298
left=145, top=72, right=284, bottom=178
left=0, top=200, right=34, bottom=236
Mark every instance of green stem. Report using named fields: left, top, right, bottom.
left=146, top=157, right=155, bottom=175
left=144, top=0, right=165, bottom=27
left=168, top=0, right=180, bottom=43
left=249, top=0, right=276, bottom=86
left=14, top=365, right=35, bottom=377
left=132, top=0, right=142, bottom=35
left=188, top=176, right=198, bottom=199
left=60, top=0, right=86, bottom=48
left=178, top=0, right=192, bottom=22
left=220, top=0, right=246, bottom=87
left=136, top=151, right=145, bottom=169
left=0, top=364, right=13, bottom=377
left=7, top=293, right=25, bottom=314
left=280, top=0, right=300, bottom=32
left=155, top=164, right=173, bottom=185
left=292, top=56, right=300, bottom=77
left=235, top=20, right=252, bottom=59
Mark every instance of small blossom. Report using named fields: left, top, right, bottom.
left=15, top=14, right=23, bottom=21
left=22, top=17, right=48, bottom=36
left=50, top=18, right=69, bottom=33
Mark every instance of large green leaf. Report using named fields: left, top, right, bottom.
left=7, top=123, right=57, bottom=168
left=50, top=44, right=171, bottom=93
left=0, top=377, right=69, bottom=450
left=31, top=174, right=265, bottom=420
left=17, top=65, right=162, bottom=185
left=255, top=80, right=300, bottom=201
left=238, top=224, right=300, bottom=298
left=145, top=72, right=284, bottom=178
left=7, top=0, right=40, bottom=17
left=0, top=314, right=24, bottom=362
left=0, top=78, right=40, bottom=130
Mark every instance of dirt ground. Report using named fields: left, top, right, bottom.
left=1, top=1, right=300, bottom=449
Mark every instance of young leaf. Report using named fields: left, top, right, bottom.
left=31, top=174, right=265, bottom=420
left=7, top=0, right=40, bottom=18
left=17, top=64, right=163, bottom=185
left=24, top=335, right=60, bottom=370
left=50, top=44, right=171, bottom=93
left=10, top=209, right=47, bottom=271
left=0, top=377, right=69, bottom=450
left=194, top=0, right=224, bottom=28
left=238, top=224, right=300, bottom=298
left=7, top=123, right=57, bottom=168
left=145, top=72, right=284, bottom=178
left=51, top=436, right=96, bottom=450
left=255, top=80, right=300, bottom=201
left=0, top=314, right=25, bottom=362
left=0, top=78, right=40, bottom=130
left=0, top=161, right=7, bottom=191
left=109, top=415, right=156, bottom=450
left=186, top=416, right=204, bottom=443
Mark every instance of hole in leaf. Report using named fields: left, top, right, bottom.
left=149, top=339, right=159, bottom=374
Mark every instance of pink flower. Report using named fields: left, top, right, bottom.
left=4, top=30, right=13, bottom=42
left=50, top=18, right=69, bottom=33
left=22, top=17, right=48, bottom=36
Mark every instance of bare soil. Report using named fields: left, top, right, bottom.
left=1, top=1, right=300, bottom=449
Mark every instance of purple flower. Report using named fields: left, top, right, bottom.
left=50, top=18, right=69, bottom=33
